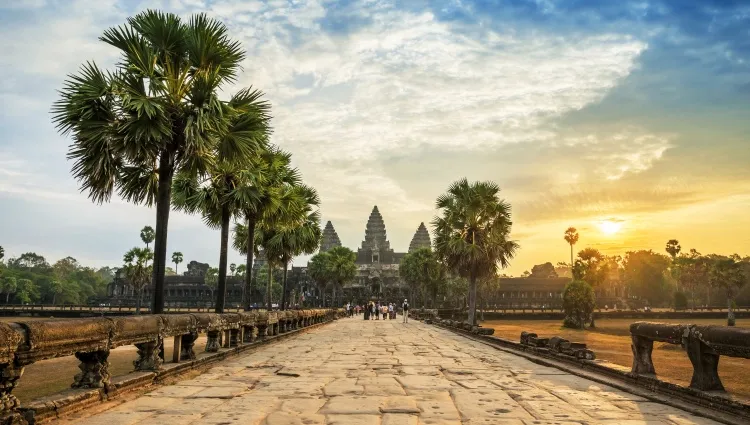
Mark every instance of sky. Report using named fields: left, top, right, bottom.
left=0, top=0, right=749, bottom=276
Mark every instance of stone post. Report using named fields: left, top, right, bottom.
left=243, top=326, right=255, bottom=343
left=0, top=364, right=23, bottom=414
left=256, top=324, right=268, bottom=340
left=72, top=350, right=111, bottom=389
left=180, top=332, right=198, bottom=361
left=205, top=330, right=221, bottom=352
left=134, top=339, right=163, bottom=371
left=686, top=327, right=724, bottom=391
left=229, top=329, right=239, bottom=347
left=630, top=335, right=655, bottom=374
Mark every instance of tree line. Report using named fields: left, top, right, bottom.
left=52, top=10, right=321, bottom=313
left=0, top=249, right=112, bottom=305
left=560, top=228, right=750, bottom=328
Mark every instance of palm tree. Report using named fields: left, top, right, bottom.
left=266, top=185, right=322, bottom=310
left=432, top=179, right=519, bottom=325
left=172, top=89, right=271, bottom=313
left=172, top=252, right=183, bottom=274
left=564, top=227, right=579, bottom=267
left=308, top=252, right=332, bottom=306
left=233, top=147, right=300, bottom=310
left=255, top=226, right=283, bottom=310
left=140, top=226, right=155, bottom=250
left=122, top=247, right=153, bottom=314
left=52, top=10, right=255, bottom=314
left=665, top=239, right=681, bottom=260
left=326, top=246, right=357, bottom=307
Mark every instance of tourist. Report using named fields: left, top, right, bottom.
left=371, top=302, right=377, bottom=320
left=388, top=303, right=394, bottom=320
left=375, top=302, right=380, bottom=320
left=402, top=299, right=409, bottom=323
left=382, top=304, right=388, bottom=320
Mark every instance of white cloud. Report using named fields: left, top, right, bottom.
left=561, top=129, right=674, bottom=180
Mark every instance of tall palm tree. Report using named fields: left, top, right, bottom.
left=432, top=178, right=519, bottom=325
left=52, top=10, right=253, bottom=314
left=122, top=247, right=153, bottom=314
left=266, top=185, right=322, bottom=310
left=140, top=226, right=155, bottom=250
left=308, top=252, right=332, bottom=306
left=564, top=227, right=579, bottom=267
left=326, top=246, right=357, bottom=307
left=172, top=251, right=183, bottom=274
left=233, top=147, right=300, bottom=310
left=665, top=239, right=681, bottom=260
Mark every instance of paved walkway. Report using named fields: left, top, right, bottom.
left=61, top=317, right=721, bottom=425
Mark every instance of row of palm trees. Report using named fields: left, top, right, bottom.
left=52, top=10, right=320, bottom=313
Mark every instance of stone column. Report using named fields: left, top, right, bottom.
left=73, top=350, right=111, bottom=389
left=256, top=324, right=267, bottom=340
left=180, top=332, right=198, bottom=361
left=134, top=339, right=163, bottom=371
left=686, top=328, right=724, bottom=391
left=630, top=335, right=655, bottom=374
left=205, top=330, right=221, bottom=352
left=0, top=363, right=24, bottom=414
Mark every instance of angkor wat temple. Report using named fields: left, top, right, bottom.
left=106, top=206, right=431, bottom=307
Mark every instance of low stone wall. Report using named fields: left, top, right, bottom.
left=436, top=308, right=750, bottom=321
left=0, top=308, right=346, bottom=424
left=418, top=316, right=750, bottom=423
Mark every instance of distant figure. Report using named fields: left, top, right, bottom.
left=388, top=303, right=394, bottom=320
left=402, top=299, right=409, bottom=323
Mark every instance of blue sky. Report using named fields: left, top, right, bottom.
left=0, top=0, right=748, bottom=274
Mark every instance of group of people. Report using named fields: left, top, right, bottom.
left=345, top=299, right=410, bottom=323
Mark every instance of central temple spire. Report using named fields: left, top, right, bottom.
left=360, top=205, right=391, bottom=252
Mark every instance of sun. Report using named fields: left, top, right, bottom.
left=597, top=219, right=622, bottom=235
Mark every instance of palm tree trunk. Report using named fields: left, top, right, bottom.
left=727, top=296, right=736, bottom=326
left=151, top=150, right=175, bottom=314
left=5, top=293, right=9, bottom=304
left=243, top=216, right=257, bottom=311
left=468, top=272, right=477, bottom=325
left=267, top=265, right=273, bottom=310
left=570, top=244, right=574, bottom=268
left=135, top=288, right=142, bottom=315
left=215, top=205, right=231, bottom=313
left=281, top=260, right=289, bottom=310
left=52, top=293, right=57, bottom=305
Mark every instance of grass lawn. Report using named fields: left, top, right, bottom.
left=482, top=317, right=750, bottom=400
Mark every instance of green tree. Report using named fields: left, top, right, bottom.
left=2, top=277, right=17, bottom=304
left=122, top=247, right=153, bottom=314
left=53, top=10, right=255, bottom=314
left=233, top=147, right=300, bottom=310
left=665, top=239, right=681, bottom=261
left=308, top=252, right=332, bottom=306
left=622, top=250, right=671, bottom=306
left=205, top=267, right=219, bottom=307
left=15, top=279, right=39, bottom=304
left=432, top=179, right=519, bottom=325
left=708, top=255, right=748, bottom=326
left=562, top=280, right=595, bottom=329
left=326, top=246, right=357, bottom=308
left=236, top=264, right=247, bottom=278
left=572, top=248, right=610, bottom=327
left=172, top=99, right=270, bottom=314
left=530, top=262, right=557, bottom=278
left=50, top=280, right=64, bottom=305
left=172, top=252, right=183, bottom=274
left=564, top=227, right=579, bottom=267
left=400, top=248, right=442, bottom=307
left=674, top=249, right=708, bottom=309
left=140, top=226, right=155, bottom=250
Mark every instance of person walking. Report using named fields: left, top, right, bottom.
left=388, top=303, right=394, bottom=320
left=402, top=299, right=409, bottom=323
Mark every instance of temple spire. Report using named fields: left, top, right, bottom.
left=408, top=222, right=432, bottom=252
left=320, top=221, right=342, bottom=252
left=360, top=206, right=391, bottom=252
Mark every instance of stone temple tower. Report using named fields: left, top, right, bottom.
left=319, top=221, right=342, bottom=253
left=360, top=206, right=392, bottom=252
left=408, top=222, right=432, bottom=252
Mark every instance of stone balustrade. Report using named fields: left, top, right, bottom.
left=0, top=308, right=340, bottom=423
left=629, top=321, right=750, bottom=391
left=519, top=332, right=596, bottom=360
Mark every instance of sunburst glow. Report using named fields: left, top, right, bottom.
left=598, top=219, right=622, bottom=235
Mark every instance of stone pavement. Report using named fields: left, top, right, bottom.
left=59, top=317, right=722, bottom=425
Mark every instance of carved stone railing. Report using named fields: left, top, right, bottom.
left=432, top=318, right=495, bottom=336
left=630, top=321, right=750, bottom=391
left=519, top=331, right=596, bottom=360
left=0, top=309, right=336, bottom=424
left=408, top=308, right=438, bottom=322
